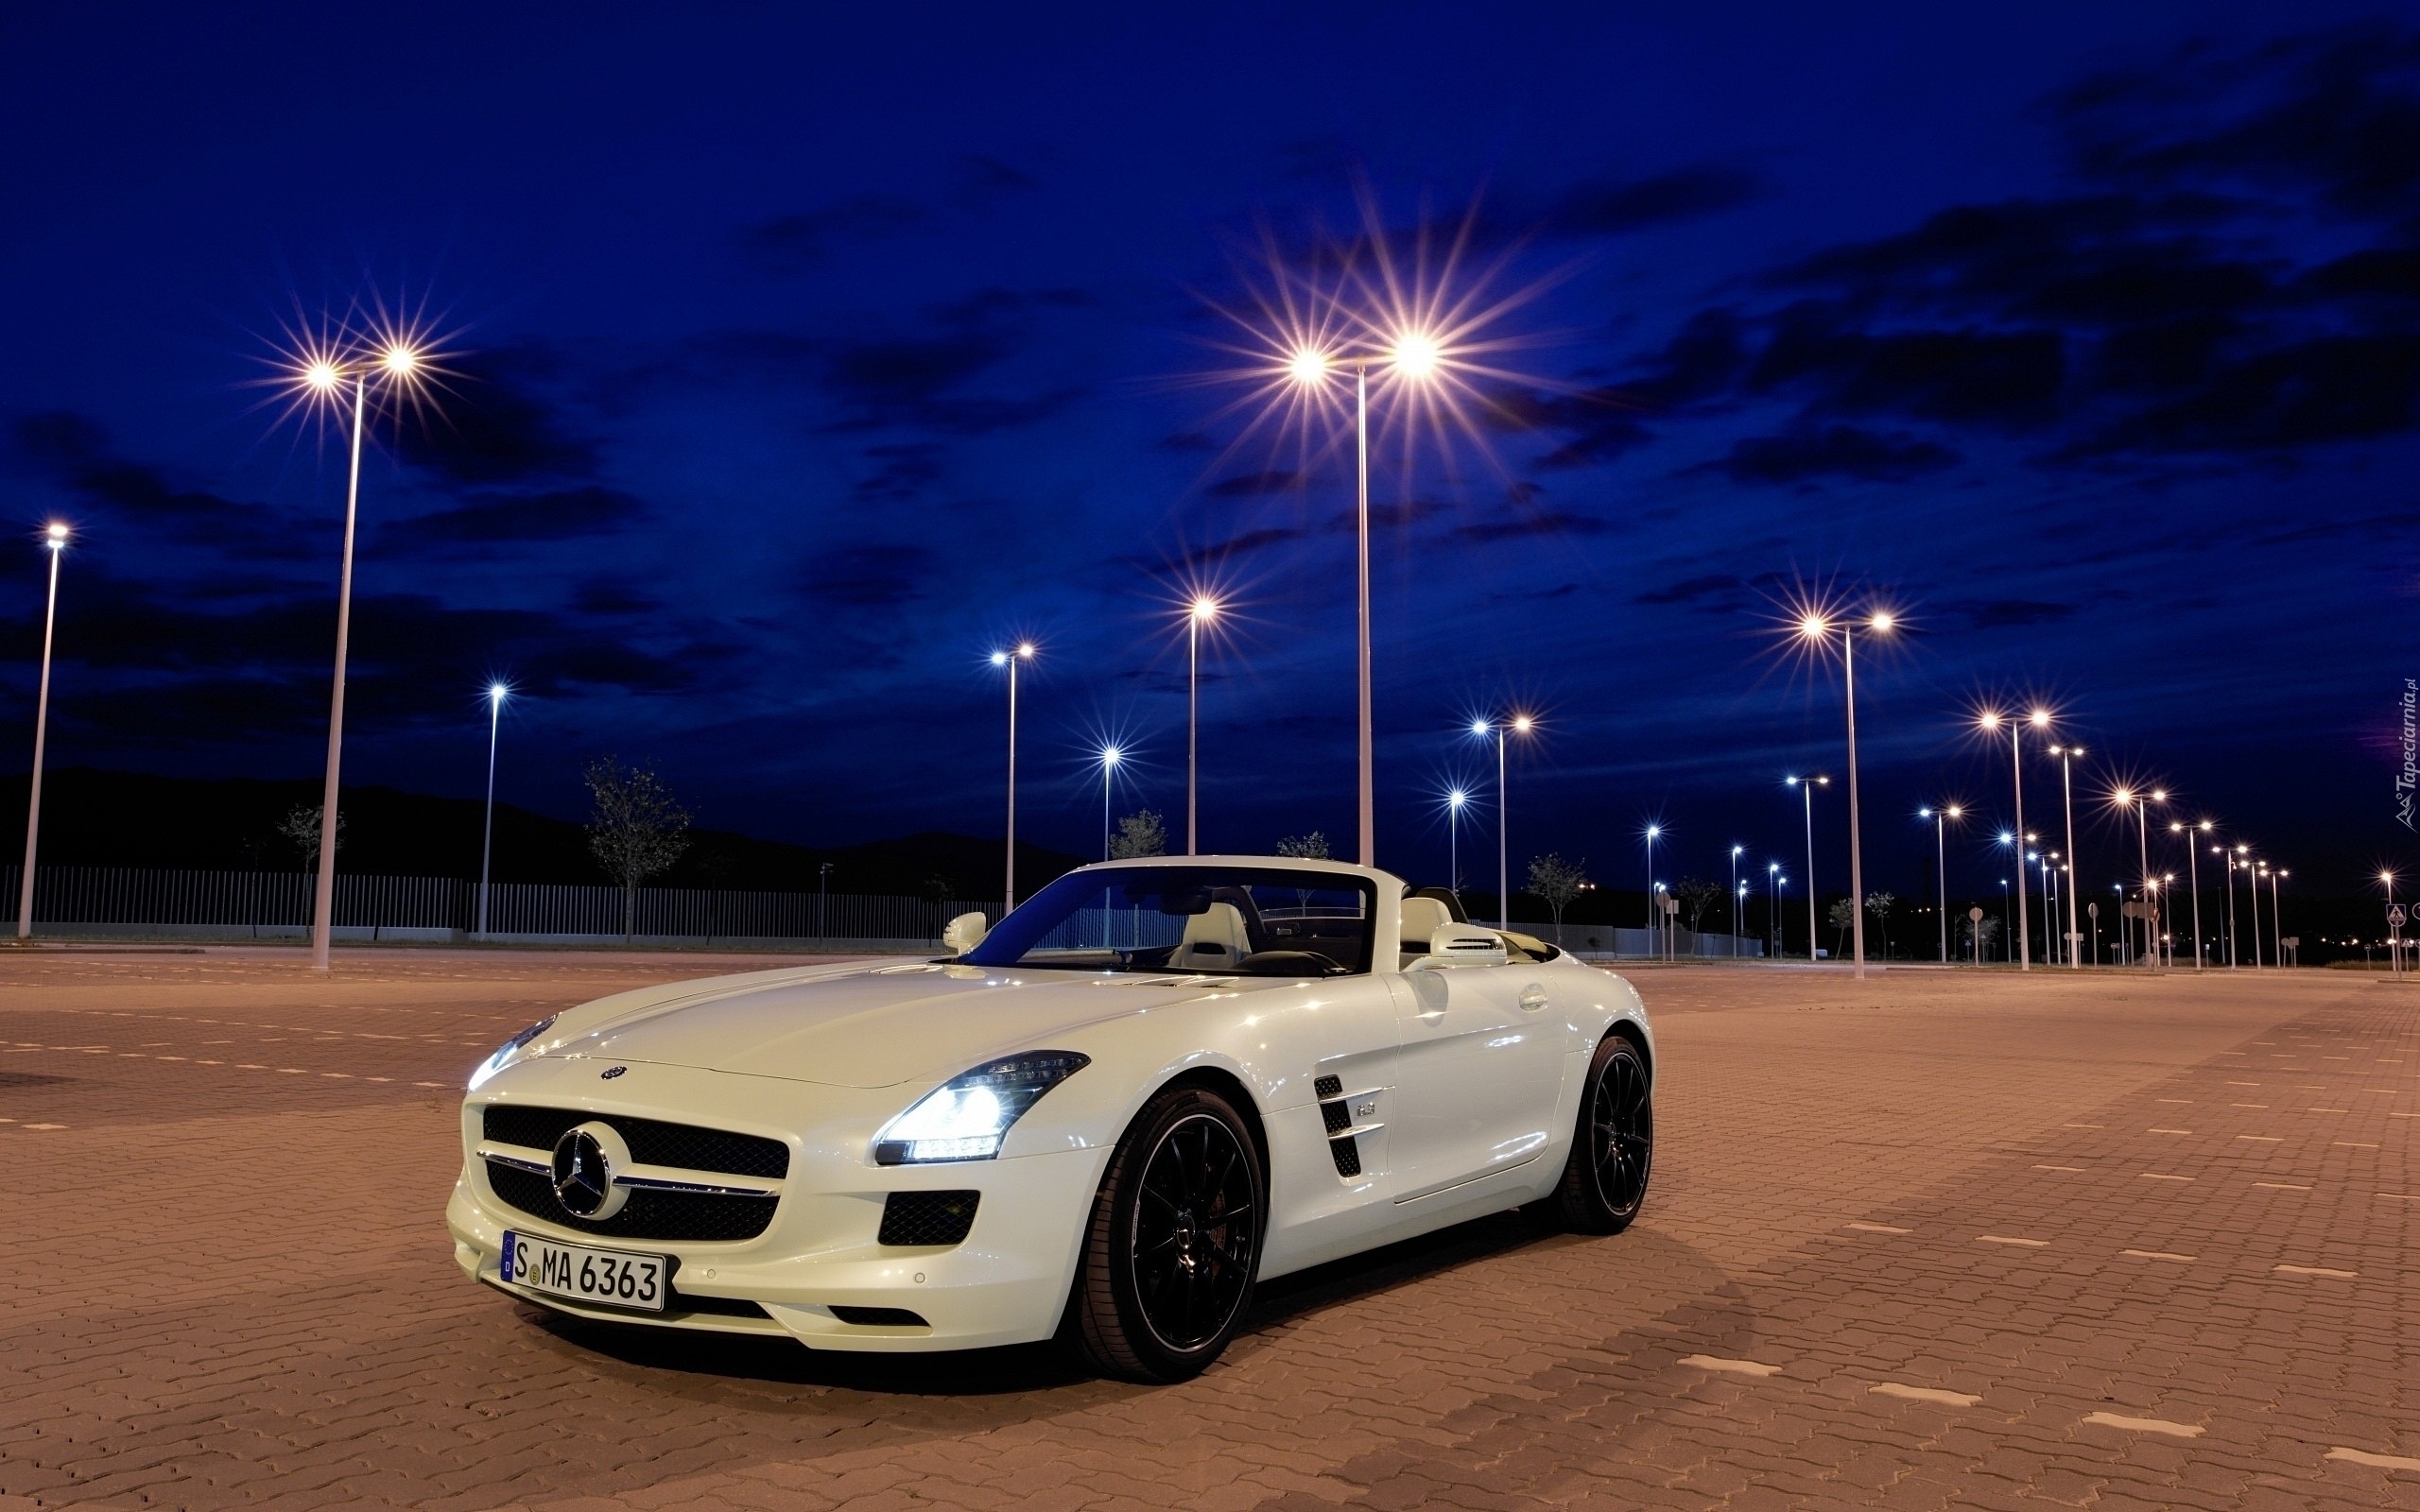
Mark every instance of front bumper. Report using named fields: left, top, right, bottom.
left=447, top=1057, right=1110, bottom=1351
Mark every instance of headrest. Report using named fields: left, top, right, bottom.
left=1399, top=894, right=1454, bottom=943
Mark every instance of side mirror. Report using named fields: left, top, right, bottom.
left=942, top=911, right=989, bottom=955
left=1410, top=925, right=1509, bottom=970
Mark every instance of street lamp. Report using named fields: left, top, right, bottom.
left=1729, top=844, right=1744, bottom=958
left=1769, top=864, right=1788, bottom=958
left=1799, top=611, right=1895, bottom=977
left=2270, top=867, right=2287, bottom=966
left=1786, top=775, right=1828, bottom=964
left=1471, top=713, right=1533, bottom=928
left=2045, top=743, right=2085, bottom=970
left=1287, top=333, right=1445, bottom=868
left=2107, top=785, right=2166, bottom=970
left=1643, top=824, right=1664, bottom=933
left=2382, top=868, right=2402, bottom=975
left=2172, top=819, right=2211, bottom=969
left=1445, top=787, right=1469, bottom=895
left=992, top=642, right=1036, bottom=907
left=1098, top=744, right=1122, bottom=860
left=1977, top=708, right=2049, bottom=970
left=295, top=337, right=425, bottom=971
left=1919, top=804, right=1962, bottom=963
left=476, top=682, right=509, bottom=940
left=14, top=523, right=71, bottom=940
left=1184, top=595, right=1217, bottom=855
left=2218, top=846, right=2239, bottom=968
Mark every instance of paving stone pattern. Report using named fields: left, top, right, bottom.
left=0, top=949, right=2412, bottom=1510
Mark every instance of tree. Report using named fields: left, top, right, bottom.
left=1110, top=810, right=1167, bottom=859
left=1273, top=832, right=1329, bottom=859
left=1675, top=876, right=1721, bottom=933
left=1527, top=853, right=1589, bottom=941
left=1827, top=896, right=1857, bottom=958
left=1864, top=890, right=1896, bottom=958
left=584, top=756, right=691, bottom=940
left=1961, top=912, right=2000, bottom=961
left=275, top=803, right=342, bottom=870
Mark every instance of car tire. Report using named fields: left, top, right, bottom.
left=1537, top=1030, right=1652, bottom=1235
left=1059, top=1083, right=1265, bottom=1383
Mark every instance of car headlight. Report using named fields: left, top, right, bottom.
left=468, top=1015, right=558, bottom=1091
left=873, top=1051, right=1090, bottom=1165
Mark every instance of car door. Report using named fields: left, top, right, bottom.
left=1384, top=957, right=1564, bottom=1203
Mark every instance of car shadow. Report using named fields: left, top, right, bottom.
left=527, top=1207, right=1574, bottom=1397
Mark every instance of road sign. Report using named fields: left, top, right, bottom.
left=1967, top=906, right=1984, bottom=922
left=2391, top=904, right=2408, bottom=928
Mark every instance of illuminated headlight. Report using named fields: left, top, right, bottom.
left=468, top=1014, right=557, bottom=1091
left=874, top=1051, right=1090, bottom=1165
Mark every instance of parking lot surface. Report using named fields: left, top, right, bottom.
left=0, top=948, right=2412, bottom=1511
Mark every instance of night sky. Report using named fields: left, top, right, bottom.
left=3, top=3, right=2415, bottom=912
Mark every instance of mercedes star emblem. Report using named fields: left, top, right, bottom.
left=551, top=1128, right=613, bottom=1217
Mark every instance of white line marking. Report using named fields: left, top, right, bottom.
left=2256, top=1181, right=2310, bottom=1191
left=2121, top=1249, right=2196, bottom=1262
left=1978, top=1234, right=2048, bottom=1246
left=1678, top=1354, right=1779, bottom=1377
left=2233, top=1103, right=2269, bottom=1108
left=2379, top=1193, right=2415, bottom=1202
left=276, top=1068, right=306, bottom=1074
left=2156, top=1098, right=2192, bottom=1104
left=413, top=1081, right=447, bottom=1089
left=2275, top=1263, right=2358, bottom=1279
left=2033, top=1164, right=2084, bottom=1173
left=2149, top=1127, right=2193, bottom=1134
left=2082, top=1412, right=2204, bottom=1438
left=1845, top=1222, right=1910, bottom=1233
left=2224, top=1080, right=2258, bottom=1086
left=2335, top=1141, right=2378, bottom=1148
left=2140, top=1174, right=2193, bottom=1182
left=2063, top=1123, right=2103, bottom=1128
left=1872, top=1383, right=1980, bottom=1407
left=2310, top=1107, right=2349, bottom=1113
left=2328, top=1446, right=2420, bottom=1471
left=22, top=1123, right=67, bottom=1130
left=2237, top=1135, right=2282, bottom=1143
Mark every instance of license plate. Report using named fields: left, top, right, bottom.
left=501, top=1230, right=668, bottom=1313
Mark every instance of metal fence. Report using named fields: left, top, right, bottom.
left=0, top=866, right=1000, bottom=948
left=1515, top=919, right=1766, bottom=959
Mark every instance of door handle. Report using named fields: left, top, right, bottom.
left=1518, top=985, right=1547, bottom=1011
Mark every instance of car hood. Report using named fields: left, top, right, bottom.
left=542, top=963, right=1255, bottom=1089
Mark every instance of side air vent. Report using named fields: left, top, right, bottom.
left=879, top=1190, right=980, bottom=1246
left=831, top=1305, right=930, bottom=1327
left=1313, top=1071, right=1375, bottom=1179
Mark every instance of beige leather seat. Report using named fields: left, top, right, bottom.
left=1168, top=902, right=1252, bottom=971
left=1399, top=894, right=1454, bottom=967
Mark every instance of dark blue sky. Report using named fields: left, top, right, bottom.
left=3, top=2, right=2415, bottom=906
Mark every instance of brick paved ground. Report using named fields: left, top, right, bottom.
left=0, top=948, right=2412, bottom=1510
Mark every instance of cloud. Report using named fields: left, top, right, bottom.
left=379, top=486, right=645, bottom=551
left=1206, top=469, right=1303, bottom=497
left=801, top=541, right=937, bottom=609
left=740, top=195, right=928, bottom=271
left=406, top=349, right=598, bottom=486
left=819, top=288, right=1092, bottom=434
left=1539, top=163, right=1769, bottom=237
left=1449, top=509, right=1612, bottom=542
left=570, top=576, right=662, bottom=616
left=1635, top=573, right=1745, bottom=607
left=1712, top=424, right=1960, bottom=485
left=854, top=442, right=946, bottom=501
left=1954, top=598, right=2079, bottom=628
left=1156, top=431, right=1219, bottom=453
left=11, top=411, right=324, bottom=559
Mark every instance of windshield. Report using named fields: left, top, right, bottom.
left=961, top=865, right=1377, bottom=975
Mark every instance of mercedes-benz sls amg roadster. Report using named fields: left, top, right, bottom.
left=447, top=856, right=1654, bottom=1382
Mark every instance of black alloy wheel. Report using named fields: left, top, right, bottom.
left=1061, top=1084, right=1264, bottom=1382
left=1539, top=1032, right=1653, bottom=1234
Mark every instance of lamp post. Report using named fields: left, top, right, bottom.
left=1446, top=787, right=1468, bottom=895
left=1472, top=714, right=1531, bottom=928
left=2032, top=843, right=2057, bottom=963
left=15, top=523, right=69, bottom=941
left=1288, top=336, right=1441, bottom=868
left=1098, top=745, right=1123, bottom=860
left=1977, top=709, right=2048, bottom=970
left=2046, top=744, right=2083, bottom=969
left=2108, top=786, right=2164, bottom=970
left=476, top=681, right=508, bottom=940
left=2173, top=820, right=2210, bottom=968
left=992, top=643, right=1035, bottom=907
left=2239, top=849, right=2264, bottom=968
left=1769, top=863, right=1785, bottom=958
left=2219, top=847, right=2239, bottom=967
left=1185, top=595, right=1216, bottom=855
left=2382, top=869, right=2401, bottom=976
left=1786, top=775, right=1827, bottom=963
left=1798, top=612, right=1894, bottom=977
left=1919, top=804, right=1962, bottom=963
left=1643, top=825, right=1663, bottom=932
left=299, top=341, right=423, bottom=972
left=2270, top=867, right=2287, bottom=967
left=1729, top=844, right=1743, bottom=958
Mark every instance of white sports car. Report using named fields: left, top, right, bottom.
left=446, top=856, right=1654, bottom=1381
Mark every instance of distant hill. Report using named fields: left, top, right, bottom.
left=0, top=767, right=1085, bottom=899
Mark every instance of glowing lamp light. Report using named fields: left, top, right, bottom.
left=488, top=681, right=510, bottom=705
left=1191, top=595, right=1218, bottom=623
left=304, top=361, right=341, bottom=392
left=1512, top=714, right=1534, bottom=733
left=1978, top=711, right=2004, bottom=730
left=1869, top=612, right=1895, bottom=632
left=1015, top=642, right=1035, bottom=660
left=1287, top=348, right=1331, bottom=386
left=1100, top=746, right=1122, bottom=768
left=1447, top=788, right=1468, bottom=810
left=43, top=523, right=69, bottom=547
left=380, top=345, right=419, bottom=377
left=1799, top=615, right=1829, bottom=640
left=2028, top=708, right=2051, bottom=727
left=990, top=650, right=1008, bottom=666
left=1470, top=718, right=1492, bottom=736
left=1390, top=332, right=1442, bottom=378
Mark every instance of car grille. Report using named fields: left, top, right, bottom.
left=484, top=1160, right=778, bottom=1243
left=481, top=1104, right=789, bottom=1178
left=879, top=1190, right=980, bottom=1246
